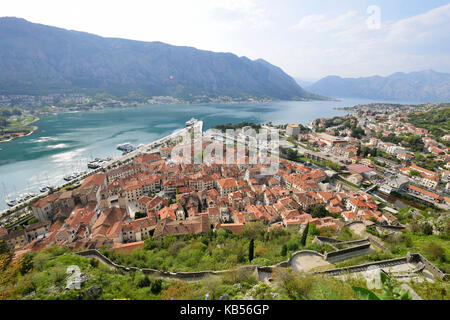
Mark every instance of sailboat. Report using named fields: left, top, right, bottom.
left=3, top=183, right=16, bottom=207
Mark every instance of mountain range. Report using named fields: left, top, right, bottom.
left=0, top=17, right=323, bottom=101
left=307, top=70, right=450, bottom=102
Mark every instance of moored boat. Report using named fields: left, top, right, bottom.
left=6, top=199, right=17, bottom=207
left=117, top=143, right=136, bottom=153
left=186, top=118, right=198, bottom=127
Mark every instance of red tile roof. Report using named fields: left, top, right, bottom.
left=217, top=178, right=238, bottom=189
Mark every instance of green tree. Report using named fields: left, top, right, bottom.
left=248, top=239, right=255, bottom=262
left=286, top=236, right=300, bottom=251
left=135, top=274, right=151, bottom=288
left=144, top=237, right=154, bottom=250
left=27, top=217, right=39, bottom=225
left=310, top=205, right=329, bottom=218
left=135, top=212, right=147, bottom=219
left=242, top=222, right=266, bottom=241
left=19, top=252, right=34, bottom=275
left=325, top=160, right=341, bottom=172
left=409, top=170, right=420, bottom=177
left=351, top=126, right=365, bottom=139
left=90, top=258, right=99, bottom=268
left=150, top=279, right=163, bottom=294
left=0, top=239, right=10, bottom=255
left=301, top=223, right=309, bottom=247
left=421, top=222, right=433, bottom=235
left=0, top=239, right=13, bottom=271
left=281, top=244, right=288, bottom=257
left=283, top=148, right=299, bottom=161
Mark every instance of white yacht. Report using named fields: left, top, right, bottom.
left=6, top=199, right=17, bottom=207
left=186, top=118, right=198, bottom=127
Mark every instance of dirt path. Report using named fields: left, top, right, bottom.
left=290, top=252, right=331, bottom=272
left=348, top=223, right=366, bottom=236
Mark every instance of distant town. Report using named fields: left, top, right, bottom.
left=0, top=93, right=276, bottom=143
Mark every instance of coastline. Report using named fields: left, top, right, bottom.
left=0, top=96, right=329, bottom=145
left=0, top=117, right=39, bottom=144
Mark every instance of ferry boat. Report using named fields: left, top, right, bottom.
left=186, top=118, right=198, bottom=127
left=117, top=143, right=136, bottom=153
left=88, top=161, right=101, bottom=169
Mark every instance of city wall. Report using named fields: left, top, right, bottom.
left=75, top=249, right=448, bottom=282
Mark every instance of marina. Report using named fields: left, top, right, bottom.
left=0, top=119, right=203, bottom=218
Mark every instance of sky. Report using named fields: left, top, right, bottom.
left=2, top=0, right=450, bottom=81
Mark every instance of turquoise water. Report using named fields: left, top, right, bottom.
left=0, top=98, right=410, bottom=209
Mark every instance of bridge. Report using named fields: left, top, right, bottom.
left=363, top=183, right=379, bottom=193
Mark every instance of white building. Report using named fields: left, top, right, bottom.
left=386, top=145, right=406, bottom=155
left=286, top=125, right=300, bottom=138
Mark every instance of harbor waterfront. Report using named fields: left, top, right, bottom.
left=0, top=98, right=417, bottom=211
left=0, top=120, right=203, bottom=219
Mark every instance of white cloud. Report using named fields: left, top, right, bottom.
left=290, top=11, right=359, bottom=32
left=384, top=3, right=450, bottom=49
left=290, top=14, right=325, bottom=31
left=208, top=0, right=272, bottom=29
left=287, top=4, right=450, bottom=78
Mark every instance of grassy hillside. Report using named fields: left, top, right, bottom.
left=1, top=244, right=448, bottom=300
left=408, top=106, right=450, bottom=140
left=100, top=223, right=335, bottom=272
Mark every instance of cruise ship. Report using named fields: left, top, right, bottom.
left=185, top=118, right=198, bottom=127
